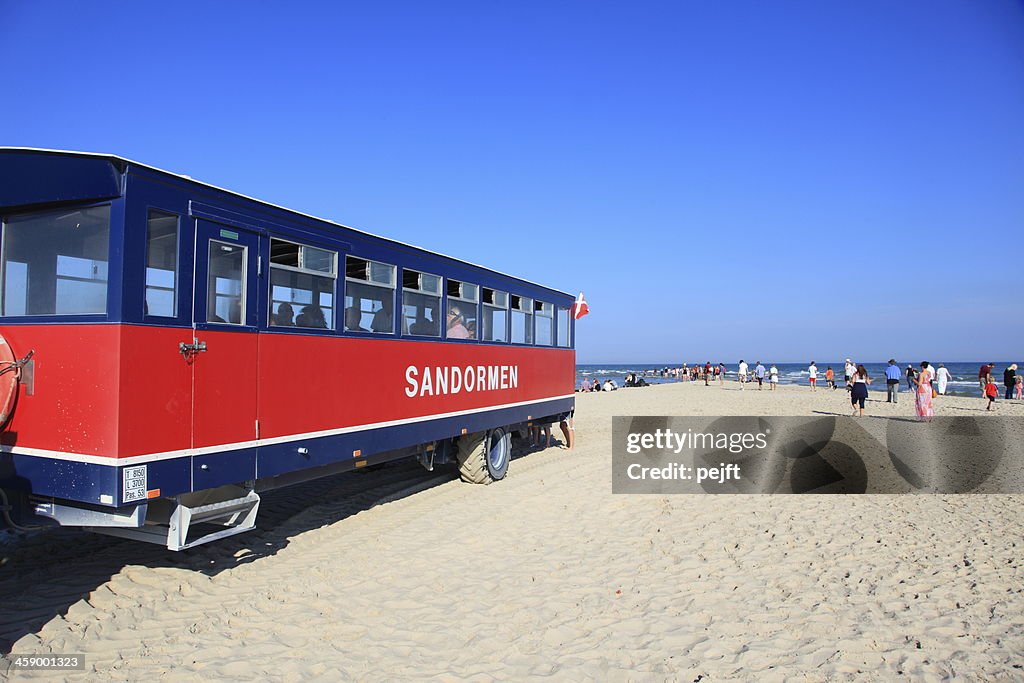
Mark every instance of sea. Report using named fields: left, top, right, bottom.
left=576, top=362, right=1017, bottom=398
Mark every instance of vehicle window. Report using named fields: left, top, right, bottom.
left=482, top=288, right=508, bottom=342
left=556, top=306, right=571, bottom=347
left=535, top=301, right=554, bottom=346
left=446, top=279, right=478, bottom=340
left=402, top=269, right=441, bottom=336
left=345, top=256, right=395, bottom=333
left=2, top=205, right=111, bottom=316
left=145, top=210, right=178, bottom=317
left=207, top=241, right=245, bottom=324
left=269, top=239, right=337, bottom=329
left=510, top=295, right=533, bottom=344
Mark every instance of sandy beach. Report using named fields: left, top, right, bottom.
left=3, top=382, right=1023, bottom=680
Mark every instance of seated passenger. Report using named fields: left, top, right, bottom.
left=272, top=302, right=295, bottom=326
left=410, top=312, right=438, bottom=336
left=345, top=305, right=368, bottom=332
left=296, top=304, right=327, bottom=329
left=371, top=302, right=393, bottom=333
left=446, top=306, right=471, bottom=339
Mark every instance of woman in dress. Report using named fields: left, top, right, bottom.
left=914, top=361, right=935, bottom=421
left=850, top=364, right=871, bottom=417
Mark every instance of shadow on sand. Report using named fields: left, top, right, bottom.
left=0, top=441, right=561, bottom=654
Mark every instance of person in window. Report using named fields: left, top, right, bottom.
left=345, top=306, right=367, bottom=332
left=371, top=300, right=393, bottom=333
left=272, top=302, right=295, bottom=326
left=410, top=311, right=438, bottom=336
left=296, top=304, right=327, bottom=328
left=447, top=306, right=471, bottom=338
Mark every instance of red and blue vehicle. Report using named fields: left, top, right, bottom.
left=0, top=148, right=575, bottom=549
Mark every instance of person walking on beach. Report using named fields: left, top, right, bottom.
left=704, top=361, right=712, bottom=386
left=984, top=377, right=998, bottom=410
left=718, top=363, right=725, bottom=386
left=884, top=359, right=901, bottom=403
left=914, top=361, right=935, bottom=421
left=1004, top=364, right=1018, bottom=400
left=935, top=363, right=952, bottom=395
left=808, top=361, right=818, bottom=391
left=1016, top=374, right=1023, bottom=400
left=906, top=364, right=917, bottom=392
left=738, top=360, right=748, bottom=390
left=978, top=362, right=995, bottom=396
left=844, top=359, right=856, bottom=390
left=850, top=364, right=871, bottom=417
left=825, top=366, right=836, bottom=390
left=769, top=363, right=779, bottom=390
left=754, top=361, right=766, bottom=390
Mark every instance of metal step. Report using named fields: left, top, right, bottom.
left=88, top=490, right=261, bottom=551
left=167, top=491, right=261, bottom=551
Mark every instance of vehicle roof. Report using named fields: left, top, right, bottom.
left=0, top=146, right=573, bottom=299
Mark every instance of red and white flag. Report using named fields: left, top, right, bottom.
left=571, top=292, right=590, bottom=320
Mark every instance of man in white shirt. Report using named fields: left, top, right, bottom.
left=935, top=364, right=952, bottom=395
left=737, top=360, right=748, bottom=390
left=808, top=362, right=818, bottom=391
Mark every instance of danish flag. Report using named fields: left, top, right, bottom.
left=571, top=292, right=590, bottom=320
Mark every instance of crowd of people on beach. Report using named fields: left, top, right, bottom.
left=577, top=360, right=1021, bottom=421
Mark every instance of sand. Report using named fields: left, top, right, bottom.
left=2, top=382, right=1023, bottom=680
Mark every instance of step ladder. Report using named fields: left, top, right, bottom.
left=88, top=488, right=261, bottom=551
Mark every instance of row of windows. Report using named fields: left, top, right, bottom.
left=0, top=205, right=572, bottom=348
left=330, top=256, right=569, bottom=345
left=168, top=212, right=573, bottom=346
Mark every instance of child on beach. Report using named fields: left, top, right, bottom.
left=1016, top=374, right=1023, bottom=400
left=825, top=367, right=836, bottom=390
left=985, top=380, right=998, bottom=410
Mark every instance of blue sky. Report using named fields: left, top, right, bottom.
left=2, top=1, right=1022, bottom=363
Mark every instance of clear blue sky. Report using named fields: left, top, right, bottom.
left=3, top=1, right=1022, bottom=363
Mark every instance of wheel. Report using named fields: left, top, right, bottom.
left=456, top=428, right=511, bottom=484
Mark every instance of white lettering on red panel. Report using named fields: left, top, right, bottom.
left=405, top=365, right=519, bottom=397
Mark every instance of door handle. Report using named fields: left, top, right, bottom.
left=179, top=340, right=208, bottom=358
